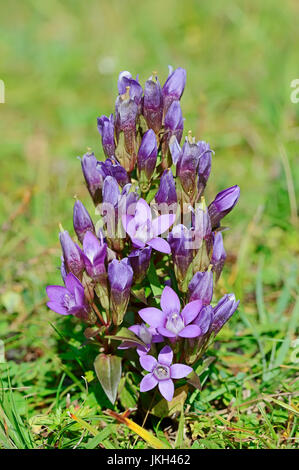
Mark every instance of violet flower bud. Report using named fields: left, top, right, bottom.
left=97, top=114, right=115, bottom=158
left=191, top=198, right=212, bottom=241
left=168, top=224, right=194, bottom=288
left=128, top=246, right=152, bottom=284
left=97, top=158, right=129, bottom=188
left=115, top=91, right=139, bottom=172
left=211, top=294, right=239, bottom=334
left=73, top=200, right=95, bottom=244
left=143, top=74, right=163, bottom=133
left=189, top=270, right=213, bottom=306
left=177, top=136, right=202, bottom=201
left=81, top=152, right=103, bottom=205
left=208, top=185, right=240, bottom=229
left=108, top=258, right=133, bottom=325
left=193, top=305, right=213, bottom=335
left=59, top=230, right=84, bottom=279
left=164, top=101, right=184, bottom=143
left=211, top=232, right=226, bottom=281
left=197, top=141, right=212, bottom=197
left=162, top=66, right=186, bottom=114
left=155, top=169, right=177, bottom=206
left=137, top=129, right=158, bottom=185
left=82, top=231, right=107, bottom=282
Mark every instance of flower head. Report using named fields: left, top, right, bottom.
left=208, top=185, right=240, bottom=229
left=122, top=198, right=176, bottom=254
left=118, top=323, right=163, bottom=355
left=46, top=273, right=90, bottom=320
left=211, top=293, right=239, bottom=334
left=143, top=74, right=163, bottom=133
left=162, top=66, right=186, bottom=113
left=139, top=345, right=192, bottom=401
left=82, top=231, right=107, bottom=281
left=59, top=230, right=84, bottom=279
left=138, top=286, right=202, bottom=339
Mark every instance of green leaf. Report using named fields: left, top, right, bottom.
left=94, top=354, right=122, bottom=404
left=147, top=261, right=163, bottom=299
left=106, top=327, right=147, bottom=348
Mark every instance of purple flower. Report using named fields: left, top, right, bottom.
left=137, top=129, right=158, bottom=182
left=108, top=258, right=133, bottom=325
left=139, top=345, right=192, bottom=401
left=81, top=152, right=103, bottom=205
left=46, top=273, right=90, bottom=320
left=82, top=231, right=107, bottom=281
left=97, top=158, right=129, bottom=187
left=155, top=169, right=177, bottom=206
left=208, top=185, right=240, bottom=229
left=59, top=230, right=84, bottom=279
left=122, top=198, right=176, bottom=254
left=128, top=246, right=152, bottom=283
left=97, top=114, right=115, bottom=158
left=188, top=270, right=213, bottom=306
left=211, top=294, right=239, bottom=334
left=177, top=137, right=212, bottom=203
left=73, top=200, right=95, bottom=244
left=211, top=232, right=226, bottom=281
left=138, top=286, right=202, bottom=339
left=164, top=101, right=184, bottom=144
left=197, top=141, right=212, bottom=197
left=162, top=67, right=186, bottom=113
left=118, top=323, right=163, bottom=355
left=117, top=71, right=143, bottom=104
left=168, top=224, right=194, bottom=284
left=193, top=305, right=213, bottom=335
left=143, top=74, right=163, bottom=133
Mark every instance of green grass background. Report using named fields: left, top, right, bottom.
left=0, top=0, right=298, bottom=449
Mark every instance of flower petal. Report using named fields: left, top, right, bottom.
left=135, top=198, right=152, bottom=225
left=46, top=285, right=67, bottom=303
left=138, top=307, right=166, bottom=328
left=160, top=286, right=180, bottom=315
left=158, top=379, right=174, bottom=401
left=157, top=326, right=177, bottom=338
left=151, top=214, right=176, bottom=237
left=170, top=364, right=193, bottom=379
left=47, top=301, right=69, bottom=315
left=64, top=273, right=83, bottom=294
left=158, top=345, right=173, bottom=366
left=181, top=300, right=202, bottom=325
left=179, top=325, right=201, bottom=338
left=140, top=354, right=157, bottom=372
left=140, top=373, right=158, bottom=392
left=146, top=237, right=171, bottom=253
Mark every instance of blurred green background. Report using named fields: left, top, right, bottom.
left=0, top=0, right=298, bottom=449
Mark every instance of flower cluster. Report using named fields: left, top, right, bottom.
left=47, top=67, right=240, bottom=403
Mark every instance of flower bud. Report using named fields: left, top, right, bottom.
left=197, top=141, right=212, bottom=197
left=81, top=152, right=103, bottom=205
left=128, top=246, right=152, bottom=283
left=73, top=200, right=95, bottom=244
left=168, top=224, right=194, bottom=291
left=155, top=169, right=177, bottom=206
left=189, top=270, right=213, bottom=305
left=162, top=101, right=184, bottom=169
left=97, top=114, right=115, bottom=158
left=193, top=305, right=213, bottom=335
left=211, top=294, right=239, bottom=334
left=137, top=129, right=158, bottom=186
left=208, top=185, right=240, bottom=229
left=108, top=258, right=133, bottom=325
left=211, top=232, right=226, bottom=281
left=59, top=230, right=84, bottom=279
left=143, top=74, right=163, bottom=133
left=162, top=66, right=186, bottom=113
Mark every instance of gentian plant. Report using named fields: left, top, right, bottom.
left=47, top=67, right=240, bottom=406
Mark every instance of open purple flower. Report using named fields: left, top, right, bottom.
left=139, top=345, right=192, bottom=401
left=138, top=286, right=202, bottom=339
left=46, top=273, right=90, bottom=320
left=122, top=198, right=176, bottom=254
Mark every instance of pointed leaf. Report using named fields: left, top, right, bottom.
left=94, top=354, right=122, bottom=404
left=106, top=327, right=147, bottom=348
